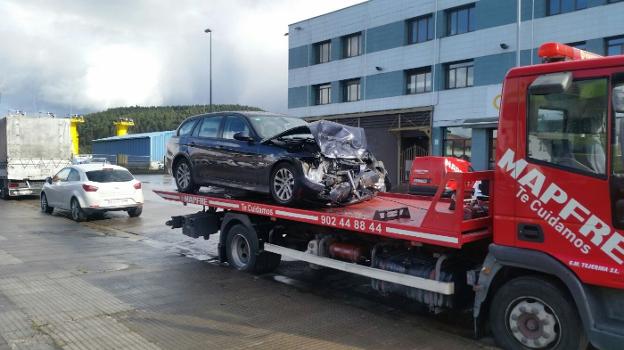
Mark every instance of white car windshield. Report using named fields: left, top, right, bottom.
left=86, top=169, right=134, bottom=183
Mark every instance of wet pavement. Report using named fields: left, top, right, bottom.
left=0, top=174, right=497, bottom=350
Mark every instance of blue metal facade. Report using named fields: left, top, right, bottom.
left=92, top=131, right=175, bottom=162
left=287, top=0, right=624, bottom=109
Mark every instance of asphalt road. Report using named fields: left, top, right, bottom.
left=0, top=174, right=497, bottom=350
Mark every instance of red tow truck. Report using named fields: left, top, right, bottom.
left=156, top=43, right=624, bottom=350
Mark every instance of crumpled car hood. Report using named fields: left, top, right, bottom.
left=262, top=120, right=367, bottom=159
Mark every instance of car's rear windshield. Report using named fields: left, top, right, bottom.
left=86, top=169, right=134, bottom=183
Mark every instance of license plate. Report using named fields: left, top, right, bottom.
left=105, top=199, right=130, bottom=206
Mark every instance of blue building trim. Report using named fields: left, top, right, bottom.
left=288, top=86, right=309, bottom=109
left=365, top=71, right=404, bottom=99
left=289, top=45, right=309, bottom=69
left=365, top=21, right=406, bottom=54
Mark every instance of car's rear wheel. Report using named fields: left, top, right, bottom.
left=270, top=163, right=300, bottom=206
left=70, top=198, right=86, bottom=222
left=128, top=206, right=142, bottom=218
left=40, top=193, right=53, bottom=214
left=174, top=159, right=199, bottom=193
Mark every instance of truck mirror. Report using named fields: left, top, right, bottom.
left=613, top=85, right=624, bottom=113
left=529, top=72, right=572, bottom=95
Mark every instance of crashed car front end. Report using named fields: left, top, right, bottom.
left=267, top=120, right=387, bottom=206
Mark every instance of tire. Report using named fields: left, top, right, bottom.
left=70, top=198, right=86, bottom=222
left=40, top=193, right=54, bottom=214
left=225, top=223, right=281, bottom=274
left=270, top=162, right=301, bottom=206
left=489, top=275, right=588, bottom=350
left=174, top=159, right=199, bottom=193
left=1, top=182, right=9, bottom=200
left=127, top=206, right=142, bottom=218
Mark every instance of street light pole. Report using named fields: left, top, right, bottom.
left=204, top=28, right=213, bottom=112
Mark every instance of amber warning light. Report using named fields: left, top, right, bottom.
left=538, top=42, right=603, bottom=63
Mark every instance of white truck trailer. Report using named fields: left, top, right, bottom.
left=0, top=115, right=72, bottom=199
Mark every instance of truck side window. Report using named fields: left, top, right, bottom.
left=527, top=78, right=608, bottom=176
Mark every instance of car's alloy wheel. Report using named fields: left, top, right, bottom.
left=71, top=199, right=85, bottom=222
left=273, top=168, right=294, bottom=202
left=40, top=193, right=53, bottom=214
left=174, top=160, right=199, bottom=193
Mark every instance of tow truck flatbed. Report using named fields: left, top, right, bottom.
left=154, top=170, right=493, bottom=249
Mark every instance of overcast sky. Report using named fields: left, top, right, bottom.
left=0, top=0, right=364, bottom=116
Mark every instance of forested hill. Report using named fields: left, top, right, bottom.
left=78, top=104, right=262, bottom=152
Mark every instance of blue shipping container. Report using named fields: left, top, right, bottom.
left=92, top=131, right=175, bottom=162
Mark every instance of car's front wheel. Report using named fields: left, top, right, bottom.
left=270, top=163, right=300, bottom=206
left=40, top=193, right=54, bottom=214
left=70, top=198, right=86, bottom=222
left=174, top=159, right=199, bottom=193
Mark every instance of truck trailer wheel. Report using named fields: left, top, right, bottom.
left=225, top=224, right=281, bottom=274
left=489, top=276, right=587, bottom=350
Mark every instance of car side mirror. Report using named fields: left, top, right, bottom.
left=233, top=132, right=254, bottom=142
left=45, top=177, right=52, bottom=184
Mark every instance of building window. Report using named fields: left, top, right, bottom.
left=407, top=14, right=434, bottom=44
left=315, top=83, right=332, bottom=105
left=405, top=67, right=432, bottom=94
left=343, top=33, right=362, bottom=58
left=444, top=127, right=472, bottom=160
left=446, top=60, right=474, bottom=89
left=567, top=41, right=586, bottom=50
left=548, top=0, right=587, bottom=15
left=342, top=79, right=361, bottom=102
left=315, top=41, right=331, bottom=64
left=447, top=4, right=475, bottom=36
left=607, top=36, right=624, bottom=56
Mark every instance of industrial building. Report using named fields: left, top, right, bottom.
left=92, top=131, right=175, bottom=169
left=287, top=0, right=624, bottom=185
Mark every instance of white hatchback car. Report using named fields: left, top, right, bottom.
left=40, top=164, right=144, bottom=221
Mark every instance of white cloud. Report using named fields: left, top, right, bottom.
left=0, top=0, right=365, bottom=115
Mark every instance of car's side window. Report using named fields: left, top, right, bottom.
left=178, top=119, right=197, bottom=136
left=67, top=169, right=81, bottom=182
left=196, top=116, right=223, bottom=138
left=53, top=168, right=71, bottom=182
left=222, top=116, right=250, bottom=140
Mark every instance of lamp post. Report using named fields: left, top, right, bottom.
left=204, top=28, right=213, bottom=112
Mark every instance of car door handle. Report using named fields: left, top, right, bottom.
left=215, top=145, right=224, bottom=149
left=189, top=141, right=196, bottom=147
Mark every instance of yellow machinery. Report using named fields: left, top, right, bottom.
left=70, top=115, right=84, bottom=155
left=113, top=118, right=135, bottom=137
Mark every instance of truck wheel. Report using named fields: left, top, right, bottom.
left=489, top=276, right=587, bottom=350
left=40, top=193, right=54, bottom=214
left=270, top=163, right=301, bottom=206
left=174, top=159, right=199, bottom=194
left=225, top=224, right=281, bottom=274
left=70, top=198, right=86, bottom=222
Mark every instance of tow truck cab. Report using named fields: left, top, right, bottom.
left=486, top=42, right=624, bottom=349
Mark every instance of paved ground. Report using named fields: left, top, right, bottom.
left=0, top=175, right=497, bottom=350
